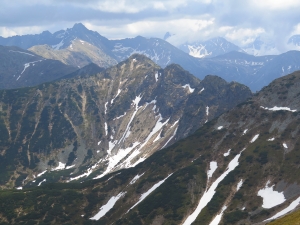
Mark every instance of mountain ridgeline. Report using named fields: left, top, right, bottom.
left=1, top=23, right=300, bottom=91
left=0, top=54, right=251, bottom=189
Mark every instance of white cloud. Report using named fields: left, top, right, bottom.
left=251, top=0, right=300, bottom=10
left=224, top=28, right=265, bottom=46
left=0, top=0, right=300, bottom=54
left=74, top=0, right=188, bottom=13
left=0, top=26, right=48, bottom=38
left=85, top=17, right=215, bottom=43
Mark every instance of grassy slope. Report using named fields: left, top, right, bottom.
left=267, top=209, right=300, bottom=225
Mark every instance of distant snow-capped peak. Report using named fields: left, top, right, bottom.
left=178, top=37, right=243, bottom=58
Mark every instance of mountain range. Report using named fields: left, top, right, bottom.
left=0, top=56, right=300, bottom=225
left=1, top=22, right=300, bottom=225
left=1, top=23, right=300, bottom=92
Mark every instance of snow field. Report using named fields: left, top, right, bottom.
left=129, top=172, right=145, bottom=185
left=264, top=196, right=300, bottom=221
left=260, top=106, right=297, bottom=112
left=250, top=134, right=259, bottom=143
left=207, top=161, right=218, bottom=179
left=223, top=149, right=231, bottom=157
left=90, top=192, right=126, bottom=220
left=283, top=143, right=288, bottom=148
left=209, top=206, right=227, bottom=225
left=128, top=173, right=173, bottom=212
left=183, top=150, right=244, bottom=225
left=182, top=84, right=195, bottom=93
left=257, top=181, right=285, bottom=208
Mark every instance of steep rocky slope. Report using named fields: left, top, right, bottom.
left=0, top=45, right=77, bottom=89
left=0, top=54, right=251, bottom=189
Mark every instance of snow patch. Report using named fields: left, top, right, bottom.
left=129, top=172, right=145, bottom=185
left=51, top=162, right=66, bottom=171
left=283, top=143, right=288, bottom=148
left=162, top=126, right=177, bottom=149
left=257, top=181, right=286, bottom=209
left=38, top=179, right=46, bottom=186
left=16, top=187, right=23, bottom=190
left=209, top=206, right=227, bottom=225
left=104, top=102, right=108, bottom=115
left=182, top=84, right=195, bottom=93
left=128, top=174, right=172, bottom=212
left=122, top=114, right=170, bottom=168
left=93, top=142, right=140, bottom=179
left=250, top=134, right=259, bottom=143
left=243, top=129, right=248, bottom=135
left=183, top=149, right=244, bottom=225
left=113, top=112, right=126, bottom=120
left=118, top=95, right=142, bottom=144
left=264, top=196, right=300, bottom=221
left=217, top=126, right=223, bottom=130
left=104, top=122, right=108, bottom=136
left=9, top=50, right=35, bottom=56
left=199, top=88, right=205, bottom=94
left=223, top=149, right=231, bottom=157
left=37, top=170, right=47, bottom=177
left=188, top=45, right=211, bottom=58
left=111, top=89, right=122, bottom=104
left=97, top=141, right=101, bottom=145
left=170, top=119, right=179, bottom=128
left=237, top=179, right=243, bottom=191
left=260, top=106, right=297, bottom=112
left=268, top=137, right=275, bottom=141
left=155, top=71, right=159, bottom=82
left=207, top=161, right=218, bottom=179
left=153, top=130, right=162, bottom=142
left=90, top=192, right=126, bottom=220
left=52, top=40, right=64, bottom=50
left=66, top=165, right=75, bottom=169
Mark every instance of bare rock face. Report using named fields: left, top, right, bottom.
left=0, top=54, right=252, bottom=187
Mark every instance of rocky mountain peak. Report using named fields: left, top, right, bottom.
left=72, top=23, right=89, bottom=32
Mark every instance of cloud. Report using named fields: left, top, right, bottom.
left=0, top=0, right=299, bottom=53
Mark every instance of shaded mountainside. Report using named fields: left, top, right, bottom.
left=0, top=54, right=251, bottom=189
left=0, top=45, right=77, bottom=89
left=0, top=71, right=300, bottom=224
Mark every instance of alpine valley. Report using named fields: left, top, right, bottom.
left=1, top=23, right=300, bottom=225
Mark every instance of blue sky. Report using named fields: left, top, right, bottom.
left=1, top=0, right=300, bottom=49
